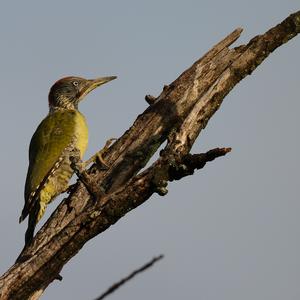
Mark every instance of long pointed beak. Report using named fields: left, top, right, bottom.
left=79, top=76, right=117, bottom=100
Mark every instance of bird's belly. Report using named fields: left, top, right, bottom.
left=39, top=158, right=73, bottom=205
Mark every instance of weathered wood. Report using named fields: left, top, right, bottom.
left=0, top=11, right=299, bottom=300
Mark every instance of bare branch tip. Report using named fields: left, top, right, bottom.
left=54, top=274, right=63, bottom=281
left=235, top=27, right=243, bottom=34
left=145, top=94, right=157, bottom=105
left=223, top=147, right=232, bottom=153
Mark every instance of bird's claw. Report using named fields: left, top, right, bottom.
left=88, top=138, right=117, bottom=170
left=69, top=147, right=109, bottom=200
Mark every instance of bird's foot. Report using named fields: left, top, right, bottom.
left=85, top=138, right=117, bottom=170
left=70, top=149, right=102, bottom=200
left=70, top=138, right=116, bottom=200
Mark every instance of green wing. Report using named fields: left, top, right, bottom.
left=24, top=110, right=78, bottom=204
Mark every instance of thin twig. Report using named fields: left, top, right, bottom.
left=95, top=255, right=164, bottom=300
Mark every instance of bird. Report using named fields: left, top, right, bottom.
left=19, top=75, right=117, bottom=246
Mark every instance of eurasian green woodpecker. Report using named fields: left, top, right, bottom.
left=19, top=75, right=116, bottom=245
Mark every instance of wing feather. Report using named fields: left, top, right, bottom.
left=23, top=110, right=78, bottom=216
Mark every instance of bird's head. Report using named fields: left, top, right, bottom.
left=48, top=76, right=117, bottom=111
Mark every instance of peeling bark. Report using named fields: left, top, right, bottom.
left=0, top=11, right=299, bottom=300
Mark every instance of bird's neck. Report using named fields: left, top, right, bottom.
left=49, top=106, right=79, bottom=114
left=48, top=94, right=79, bottom=113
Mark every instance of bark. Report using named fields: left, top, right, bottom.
left=1, top=11, right=299, bottom=300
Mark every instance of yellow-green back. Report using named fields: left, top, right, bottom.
left=24, top=110, right=88, bottom=211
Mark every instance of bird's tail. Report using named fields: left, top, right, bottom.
left=16, top=202, right=43, bottom=262
left=24, top=203, right=40, bottom=246
left=19, top=208, right=28, bottom=223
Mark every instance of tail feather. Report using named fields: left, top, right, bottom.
left=16, top=202, right=42, bottom=262
left=19, top=194, right=37, bottom=224
left=24, top=203, right=40, bottom=246
left=25, top=221, right=35, bottom=246
left=19, top=208, right=28, bottom=223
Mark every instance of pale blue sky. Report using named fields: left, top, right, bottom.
left=0, top=1, right=299, bottom=299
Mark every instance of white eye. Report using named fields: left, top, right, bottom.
left=72, top=81, right=79, bottom=86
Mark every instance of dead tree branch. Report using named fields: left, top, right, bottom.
left=95, top=255, right=164, bottom=300
left=0, top=10, right=299, bottom=300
